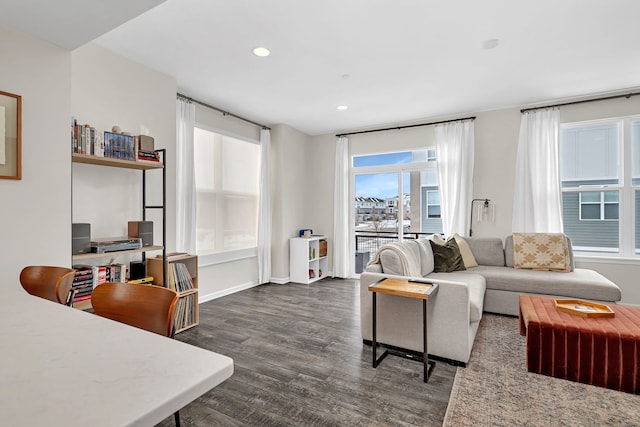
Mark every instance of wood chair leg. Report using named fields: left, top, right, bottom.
left=174, top=410, right=180, bottom=427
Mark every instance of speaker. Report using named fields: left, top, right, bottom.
left=128, top=221, right=153, bottom=247
left=129, top=261, right=146, bottom=280
left=72, top=223, right=91, bottom=255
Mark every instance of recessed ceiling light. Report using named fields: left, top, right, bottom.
left=482, top=38, right=500, bottom=50
left=252, top=47, right=271, bottom=57
left=337, top=105, right=348, bottom=111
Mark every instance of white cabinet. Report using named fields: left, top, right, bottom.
left=289, top=236, right=329, bottom=284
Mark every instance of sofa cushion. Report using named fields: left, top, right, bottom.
left=463, top=265, right=621, bottom=302
left=430, top=239, right=466, bottom=272
left=428, top=272, right=486, bottom=322
left=453, top=233, right=478, bottom=268
left=466, top=237, right=505, bottom=266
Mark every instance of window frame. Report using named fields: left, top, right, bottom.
left=426, top=190, right=441, bottom=219
left=560, top=116, right=639, bottom=257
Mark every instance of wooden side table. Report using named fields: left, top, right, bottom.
left=368, top=278, right=439, bottom=383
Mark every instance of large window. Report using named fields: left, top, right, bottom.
left=352, top=149, right=439, bottom=254
left=193, top=127, right=260, bottom=257
left=560, top=117, right=640, bottom=255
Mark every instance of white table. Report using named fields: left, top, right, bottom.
left=1, top=287, right=234, bottom=426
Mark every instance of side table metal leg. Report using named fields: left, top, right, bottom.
left=423, top=299, right=428, bottom=383
left=372, top=292, right=388, bottom=368
left=372, top=292, right=377, bottom=366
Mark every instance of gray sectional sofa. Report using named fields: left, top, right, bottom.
left=359, top=235, right=622, bottom=365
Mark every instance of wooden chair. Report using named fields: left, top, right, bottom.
left=91, top=282, right=182, bottom=425
left=20, top=266, right=76, bottom=306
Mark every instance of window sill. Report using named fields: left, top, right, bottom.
left=574, top=253, right=640, bottom=265
left=198, top=247, right=257, bottom=267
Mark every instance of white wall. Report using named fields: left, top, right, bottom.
left=270, top=124, right=310, bottom=282
left=0, top=27, right=71, bottom=286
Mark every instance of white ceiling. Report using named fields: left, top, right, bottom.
left=4, top=0, right=640, bottom=135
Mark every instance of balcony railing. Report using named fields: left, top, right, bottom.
left=354, top=230, right=434, bottom=255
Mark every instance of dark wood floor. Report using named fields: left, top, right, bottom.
left=157, top=278, right=456, bottom=426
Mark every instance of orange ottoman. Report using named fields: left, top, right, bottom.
left=519, top=295, right=640, bottom=394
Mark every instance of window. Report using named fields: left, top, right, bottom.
left=560, top=117, right=639, bottom=255
left=579, top=190, right=618, bottom=220
left=193, top=127, right=260, bottom=257
left=352, top=149, right=440, bottom=242
left=426, top=190, right=441, bottom=218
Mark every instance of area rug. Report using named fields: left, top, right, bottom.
left=443, top=314, right=640, bottom=427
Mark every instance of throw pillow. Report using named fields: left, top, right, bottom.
left=512, top=232, right=570, bottom=272
left=431, top=234, right=446, bottom=245
left=429, top=238, right=467, bottom=273
left=452, top=233, right=478, bottom=268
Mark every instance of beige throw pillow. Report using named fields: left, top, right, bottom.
left=512, top=232, right=570, bottom=272
left=453, top=233, right=478, bottom=268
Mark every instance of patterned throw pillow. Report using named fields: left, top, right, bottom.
left=512, top=233, right=570, bottom=272
left=429, top=238, right=467, bottom=273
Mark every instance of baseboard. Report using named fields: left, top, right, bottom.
left=198, top=281, right=260, bottom=303
left=618, top=302, right=640, bottom=308
left=270, top=276, right=290, bottom=284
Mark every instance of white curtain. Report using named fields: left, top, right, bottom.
left=512, top=108, right=563, bottom=233
left=333, top=136, right=349, bottom=278
left=257, top=128, right=272, bottom=284
left=176, top=98, right=197, bottom=253
left=435, top=120, right=475, bottom=237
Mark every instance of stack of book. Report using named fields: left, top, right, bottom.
left=71, top=119, right=98, bottom=155
left=71, top=265, right=94, bottom=304
left=137, top=149, right=160, bottom=162
left=174, top=293, right=196, bottom=330
left=168, top=262, right=194, bottom=292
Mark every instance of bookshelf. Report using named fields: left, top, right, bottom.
left=147, top=253, right=199, bottom=333
left=71, top=151, right=167, bottom=312
left=289, top=236, right=329, bottom=284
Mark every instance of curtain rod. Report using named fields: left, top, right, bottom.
left=336, top=116, right=476, bottom=137
left=520, top=91, right=640, bottom=114
left=177, top=93, right=270, bottom=130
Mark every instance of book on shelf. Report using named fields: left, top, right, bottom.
left=104, top=131, right=135, bottom=161
left=137, top=149, right=160, bottom=162
left=167, top=262, right=194, bottom=292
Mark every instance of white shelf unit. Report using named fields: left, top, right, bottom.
left=289, top=235, right=329, bottom=284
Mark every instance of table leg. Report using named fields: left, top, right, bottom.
left=372, top=292, right=388, bottom=368
left=423, top=298, right=435, bottom=383
left=372, top=292, right=377, bottom=366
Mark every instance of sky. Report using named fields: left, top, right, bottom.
left=354, top=152, right=412, bottom=199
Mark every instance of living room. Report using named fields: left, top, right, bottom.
left=1, top=1, right=640, bottom=425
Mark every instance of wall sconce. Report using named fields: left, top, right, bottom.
left=469, top=198, right=494, bottom=236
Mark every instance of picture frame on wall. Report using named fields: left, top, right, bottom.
left=0, top=90, right=22, bottom=180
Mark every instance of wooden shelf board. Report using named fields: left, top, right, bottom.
left=72, top=153, right=164, bottom=170
left=72, top=245, right=164, bottom=261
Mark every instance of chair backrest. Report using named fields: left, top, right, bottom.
left=91, top=282, right=179, bottom=337
left=20, top=266, right=76, bottom=305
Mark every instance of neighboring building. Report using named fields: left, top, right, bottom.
left=420, top=186, right=442, bottom=234
left=355, top=196, right=386, bottom=220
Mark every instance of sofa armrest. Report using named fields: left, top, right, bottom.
left=360, top=271, right=473, bottom=339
